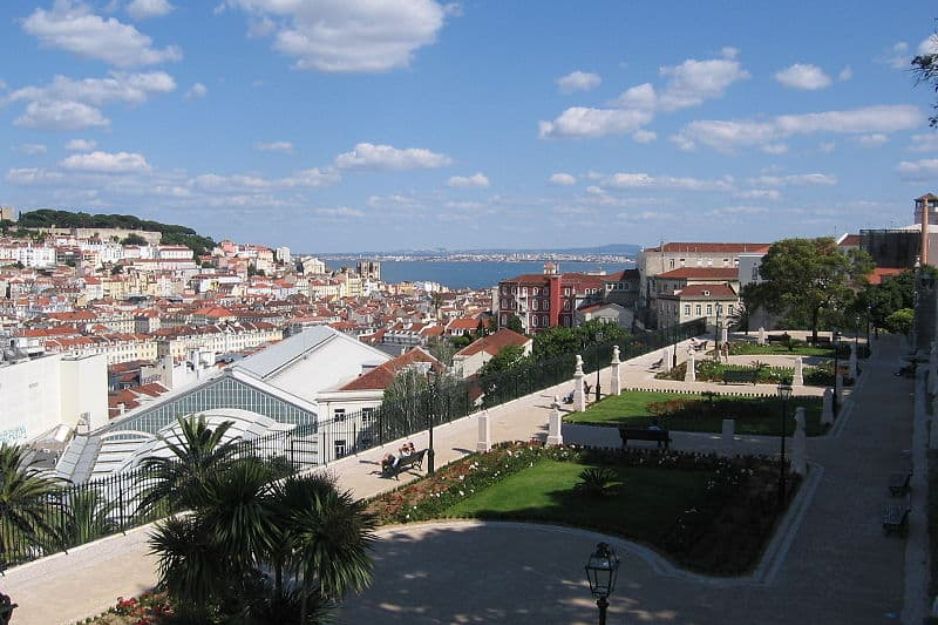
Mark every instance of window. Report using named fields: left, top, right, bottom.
left=684, top=304, right=691, bottom=315
left=533, top=287, right=539, bottom=295
left=501, top=286, right=508, bottom=295
left=532, top=299, right=538, bottom=311
left=543, top=315, right=549, bottom=326
left=679, top=258, right=686, bottom=266
left=669, top=259, right=675, bottom=269
left=522, top=287, right=528, bottom=296
left=501, top=314, right=507, bottom=326
left=334, top=439, right=347, bottom=458
left=696, top=304, right=702, bottom=315
left=723, top=258, right=729, bottom=266
left=564, top=300, right=571, bottom=311
left=544, top=299, right=549, bottom=311
left=728, top=304, right=735, bottom=315
left=706, top=304, right=713, bottom=315
left=362, top=407, right=375, bottom=425
left=531, top=315, right=538, bottom=328
left=544, top=287, right=549, bottom=296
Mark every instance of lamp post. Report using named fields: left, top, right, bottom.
left=585, top=542, right=619, bottom=625
left=595, top=330, right=604, bottom=403
left=776, top=382, right=792, bottom=508
left=832, top=330, right=841, bottom=417
left=425, top=368, right=437, bottom=475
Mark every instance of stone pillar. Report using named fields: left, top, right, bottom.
left=792, top=356, right=804, bottom=387
left=835, top=374, right=845, bottom=404
left=611, top=346, right=622, bottom=396
left=721, top=326, right=728, bottom=345
left=791, top=407, right=807, bottom=476
left=574, top=355, right=586, bottom=412
left=685, top=352, right=696, bottom=383
left=848, top=344, right=858, bottom=380
left=662, top=346, right=672, bottom=373
left=758, top=326, right=766, bottom=345
left=477, top=410, right=491, bottom=452
left=821, top=388, right=834, bottom=426
left=547, top=398, right=563, bottom=446
left=721, top=418, right=735, bottom=455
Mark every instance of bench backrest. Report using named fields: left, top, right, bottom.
left=724, top=370, right=757, bottom=379
left=399, top=449, right=427, bottom=466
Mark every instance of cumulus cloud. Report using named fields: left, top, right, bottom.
left=539, top=107, right=653, bottom=139
left=6, top=168, right=64, bottom=185
left=920, top=34, right=938, bottom=56
left=65, top=138, right=97, bottom=151
left=447, top=172, right=489, bottom=188
left=880, top=42, right=910, bottom=69
left=23, top=0, right=182, bottom=67
left=549, top=172, right=576, bottom=186
left=897, top=159, right=938, bottom=180
left=632, top=129, right=657, bottom=143
left=601, top=172, right=734, bottom=191
left=61, top=150, right=151, bottom=173
left=856, top=133, right=888, bottom=147
left=18, top=143, right=48, bottom=156
left=334, top=142, right=451, bottom=170
left=15, top=100, right=109, bottom=130
left=655, top=55, right=749, bottom=110
left=838, top=66, right=853, bottom=81
left=255, top=141, right=294, bottom=154
left=735, top=189, right=781, bottom=201
left=749, top=173, right=837, bottom=187
left=672, top=105, right=923, bottom=152
left=224, top=0, right=447, bottom=72
left=909, top=134, right=938, bottom=152
left=185, top=82, right=208, bottom=100
left=126, top=0, right=174, bottom=20
left=6, top=71, right=176, bottom=131
left=774, top=64, right=831, bottom=90
left=313, top=206, right=364, bottom=219
left=556, top=70, right=601, bottom=94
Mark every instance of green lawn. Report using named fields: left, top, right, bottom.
left=729, top=343, right=834, bottom=358
left=566, top=390, right=826, bottom=436
left=445, top=459, right=710, bottom=544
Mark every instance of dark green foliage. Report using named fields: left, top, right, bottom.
left=575, top=467, right=617, bottom=498
left=885, top=308, right=914, bottom=335
left=503, top=313, right=524, bottom=334
left=121, top=233, right=148, bottom=246
left=913, top=41, right=938, bottom=127
left=0, top=444, right=64, bottom=565
left=16, top=209, right=216, bottom=256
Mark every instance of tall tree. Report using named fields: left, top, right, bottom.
left=0, top=444, right=63, bottom=566
left=751, top=238, right=874, bottom=343
left=913, top=34, right=938, bottom=127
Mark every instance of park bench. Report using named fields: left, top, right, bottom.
left=888, top=471, right=912, bottom=496
left=618, top=426, right=672, bottom=450
left=382, top=449, right=428, bottom=480
left=723, top=369, right=759, bottom=385
left=693, top=340, right=708, bottom=352
left=882, top=500, right=911, bottom=536
left=648, top=357, right=664, bottom=371
left=807, top=335, right=832, bottom=347
left=766, top=333, right=791, bottom=344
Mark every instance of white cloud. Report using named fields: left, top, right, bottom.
left=313, top=206, right=364, bottom=219
left=549, top=172, right=576, bottom=186
left=18, top=143, right=48, bottom=156
left=15, top=100, right=109, bottom=130
left=447, top=172, right=489, bottom=188
left=734, top=189, right=781, bottom=201
left=185, top=82, right=208, bottom=100
left=761, top=143, right=788, bottom=155
left=556, top=70, right=601, bottom=94
left=749, top=173, right=837, bottom=187
left=656, top=55, right=749, bottom=110
left=707, top=205, right=768, bottom=216
left=5, top=168, right=64, bottom=185
left=225, top=0, right=447, bottom=72
left=838, top=66, right=853, bottom=81
left=126, top=0, right=174, bottom=20
left=897, top=159, right=938, bottom=180
left=65, top=138, right=97, bottom=151
left=539, top=107, right=653, bottom=139
left=61, top=150, right=151, bottom=173
left=632, top=129, right=657, bottom=143
left=334, top=142, right=451, bottom=170
left=255, top=141, right=294, bottom=154
left=673, top=105, right=924, bottom=152
left=881, top=41, right=910, bottom=69
left=856, top=133, right=888, bottom=147
left=909, top=134, right=938, bottom=152
left=602, top=172, right=734, bottom=191
left=23, top=0, right=182, bottom=67
left=281, top=168, right=340, bottom=187
left=774, top=64, right=831, bottom=90
left=613, top=82, right=656, bottom=110
left=919, top=34, right=938, bottom=56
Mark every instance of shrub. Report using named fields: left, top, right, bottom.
left=575, top=467, right=617, bottom=498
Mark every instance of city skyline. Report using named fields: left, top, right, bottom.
left=1, top=1, right=937, bottom=251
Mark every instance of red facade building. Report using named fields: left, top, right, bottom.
left=496, top=265, right=605, bottom=333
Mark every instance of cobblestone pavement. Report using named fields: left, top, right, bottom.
left=1, top=336, right=906, bottom=625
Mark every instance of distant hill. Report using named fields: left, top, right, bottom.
left=16, top=209, right=216, bottom=256
left=319, top=243, right=641, bottom=257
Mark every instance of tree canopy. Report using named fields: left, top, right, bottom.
left=913, top=36, right=938, bottom=127
left=748, top=237, right=874, bottom=341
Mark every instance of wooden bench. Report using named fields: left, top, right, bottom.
left=723, top=369, right=758, bottom=385
left=618, top=426, right=671, bottom=450
left=888, top=471, right=912, bottom=496
left=382, top=449, right=428, bottom=480
left=692, top=340, right=708, bottom=352
left=648, top=358, right=663, bottom=371
left=808, top=336, right=832, bottom=347
left=882, top=501, right=911, bottom=536
left=766, top=333, right=791, bottom=344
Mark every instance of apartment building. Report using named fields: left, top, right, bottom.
left=496, top=264, right=604, bottom=334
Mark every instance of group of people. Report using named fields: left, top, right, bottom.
left=381, top=441, right=417, bottom=473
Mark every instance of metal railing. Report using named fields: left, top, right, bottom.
left=1, top=318, right=705, bottom=570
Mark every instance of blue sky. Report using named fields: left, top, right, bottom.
left=1, top=1, right=937, bottom=253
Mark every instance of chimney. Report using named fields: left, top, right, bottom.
left=117, top=403, right=126, bottom=415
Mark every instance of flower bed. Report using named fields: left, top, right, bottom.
left=78, top=593, right=172, bottom=625
left=367, top=442, right=800, bottom=575
left=657, top=360, right=835, bottom=387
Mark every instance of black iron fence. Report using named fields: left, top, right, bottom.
left=2, top=318, right=705, bottom=570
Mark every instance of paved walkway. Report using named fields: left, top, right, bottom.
left=0, top=336, right=902, bottom=625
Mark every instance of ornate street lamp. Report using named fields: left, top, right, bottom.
left=585, top=542, right=619, bottom=625
left=425, top=368, right=437, bottom=474
left=595, top=329, right=604, bottom=403
left=776, top=382, right=793, bottom=508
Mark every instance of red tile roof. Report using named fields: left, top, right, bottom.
left=867, top=266, right=907, bottom=285
left=455, top=328, right=530, bottom=358
left=655, top=267, right=739, bottom=280
left=339, top=348, right=443, bottom=391
left=838, top=234, right=861, bottom=247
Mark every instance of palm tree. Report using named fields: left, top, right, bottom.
left=137, top=415, right=239, bottom=514
left=58, top=488, right=118, bottom=549
left=0, top=444, right=63, bottom=567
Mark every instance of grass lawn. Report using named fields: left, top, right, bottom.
left=445, top=459, right=710, bottom=545
left=566, top=390, right=826, bottom=436
left=729, top=343, right=834, bottom=358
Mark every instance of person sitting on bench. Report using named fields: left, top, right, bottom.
left=381, top=453, right=399, bottom=473
left=583, top=381, right=592, bottom=396
left=563, top=390, right=575, bottom=404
